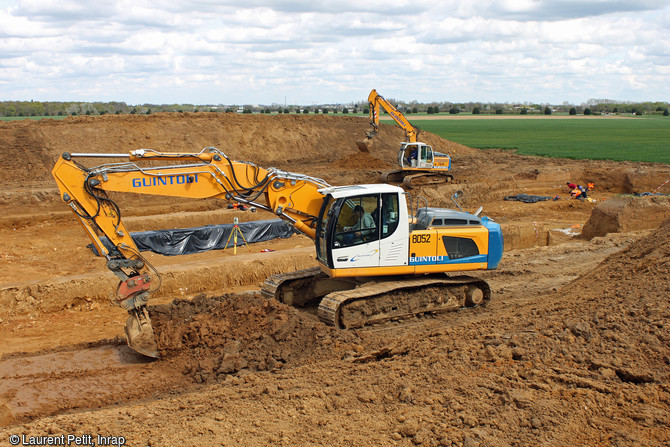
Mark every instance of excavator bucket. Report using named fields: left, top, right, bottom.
left=356, top=137, right=373, bottom=153
left=124, top=307, right=159, bottom=358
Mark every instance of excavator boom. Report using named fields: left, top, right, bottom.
left=52, top=147, right=329, bottom=357
left=358, top=89, right=420, bottom=152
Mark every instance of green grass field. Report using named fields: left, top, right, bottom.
left=4, top=113, right=668, bottom=164
left=396, top=117, right=669, bottom=164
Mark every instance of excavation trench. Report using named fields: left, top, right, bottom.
left=0, top=343, right=181, bottom=425
left=1, top=114, right=669, bottom=445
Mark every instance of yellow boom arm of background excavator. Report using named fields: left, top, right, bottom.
left=367, top=89, right=419, bottom=143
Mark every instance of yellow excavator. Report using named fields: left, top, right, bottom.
left=52, top=147, right=503, bottom=358
left=358, top=89, right=454, bottom=188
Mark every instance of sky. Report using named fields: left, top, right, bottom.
left=0, top=0, right=669, bottom=106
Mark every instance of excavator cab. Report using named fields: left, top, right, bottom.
left=316, top=184, right=409, bottom=272
left=315, top=182, right=502, bottom=277
left=399, top=142, right=434, bottom=169
left=380, top=142, right=452, bottom=188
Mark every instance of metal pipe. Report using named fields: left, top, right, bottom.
left=231, top=199, right=274, bottom=215
left=69, top=153, right=130, bottom=158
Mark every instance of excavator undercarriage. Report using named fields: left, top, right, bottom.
left=380, top=168, right=454, bottom=189
left=261, top=268, right=489, bottom=329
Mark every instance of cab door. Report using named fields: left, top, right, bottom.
left=417, top=144, right=435, bottom=169
left=378, top=192, right=409, bottom=267
left=398, top=143, right=407, bottom=168
left=330, top=195, right=380, bottom=269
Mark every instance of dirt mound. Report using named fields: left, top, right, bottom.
left=0, top=113, right=409, bottom=216
left=150, top=293, right=352, bottom=382
left=1, top=113, right=666, bottom=218
left=412, top=221, right=670, bottom=446
left=0, top=113, right=393, bottom=185
left=581, top=195, right=670, bottom=239
left=330, top=152, right=393, bottom=170
left=506, top=219, right=670, bottom=444
left=569, top=218, right=670, bottom=305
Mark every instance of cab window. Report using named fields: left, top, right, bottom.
left=333, top=195, right=379, bottom=248
left=420, top=144, right=433, bottom=163
left=381, top=193, right=399, bottom=238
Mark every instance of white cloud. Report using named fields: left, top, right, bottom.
left=0, top=0, right=668, bottom=104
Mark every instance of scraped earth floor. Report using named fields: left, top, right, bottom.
left=0, top=114, right=668, bottom=446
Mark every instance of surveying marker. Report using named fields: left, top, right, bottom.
left=223, top=217, right=251, bottom=254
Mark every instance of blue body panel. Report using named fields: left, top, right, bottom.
left=482, top=218, right=504, bottom=269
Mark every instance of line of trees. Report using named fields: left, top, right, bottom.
left=0, top=101, right=363, bottom=117
left=0, top=99, right=668, bottom=118
left=380, top=100, right=670, bottom=116
left=0, top=101, right=201, bottom=117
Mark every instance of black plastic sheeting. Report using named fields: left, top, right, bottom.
left=92, top=219, right=297, bottom=256
left=504, top=193, right=553, bottom=203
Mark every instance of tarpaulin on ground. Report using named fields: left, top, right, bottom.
left=91, top=219, right=297, bottom=256
left=634, top=192, right=668, bottom=197
left=504, top=194, right=553, bottom=203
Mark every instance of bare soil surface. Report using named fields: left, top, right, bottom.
left=0, top=113, right=668, bottom=446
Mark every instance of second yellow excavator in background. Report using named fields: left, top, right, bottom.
left=358, top=89, right=454, bottom=188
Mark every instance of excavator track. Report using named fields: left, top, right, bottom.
left=260, top=267, right=326, bottom=304
left=262, top=269, right=490, bottom=329
left=317, top=275, right=489, bottom=329
left=402, top=172, right=453, bottom=189
left=380, top=168, right=404, bottom=184
left=380, top=169, right=453, bottom=189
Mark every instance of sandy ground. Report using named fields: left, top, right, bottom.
left=0, top=113, right=668, bottom=446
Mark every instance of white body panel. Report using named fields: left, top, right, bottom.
left=378, top=193, right=410, bottom=267
left=322, top=184, right=410, bottom=270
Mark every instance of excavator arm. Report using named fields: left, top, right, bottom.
left=52, top=147, right=330, bottom=357
left=366, top=89, right=419, bottom=143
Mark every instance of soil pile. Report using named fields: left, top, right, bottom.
left=330, top=152, right=393, bottom=170
left=581, top=195, right=670, bottom=239
left=151, top=293, right=353, bottom=382
left=561, top=218, right=670, bottom=382
left=487, top=218, right=670, bottom=445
